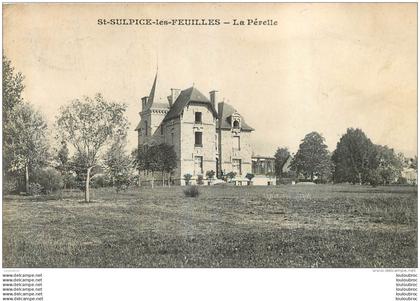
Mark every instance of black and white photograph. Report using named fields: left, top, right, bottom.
left=1, top=2, right=418, bottom=298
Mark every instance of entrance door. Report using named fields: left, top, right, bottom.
left=232, top=159, right=242, bottom=175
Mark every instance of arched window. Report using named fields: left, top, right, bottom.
left=233, top=120, right=240, bottom=129
left=144, top=121, right=148, bottom=136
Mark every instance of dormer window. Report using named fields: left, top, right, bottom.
left=233, top=120, right=240, bottom=129
left=195, top=112, right=202, bottom=124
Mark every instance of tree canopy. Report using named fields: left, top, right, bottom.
left=56, top=94, right=129, bottom=201
left=104, top=140, right=133, bottom=192
left=332, top=128, right=379, bottom=184
left=135, top=143, right=177, bottom=186
left=291, top=132, right=332, bottom=181
left=3, top=56, right=50, bottom=193
left=274, top=147, right=290, bottom=178
left=3, top=55, right=24, bottom=122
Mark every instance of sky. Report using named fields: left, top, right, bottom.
left=3, top=3, right=417, bottom=157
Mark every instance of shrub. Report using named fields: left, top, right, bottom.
left=367, top=169, right=382, bottom=187
left=114, top=172, right=131, bottom=192
left=277, top=177, right=294, bottom=185
left=91, top=174, right=107, bottom=188
left=206, top=170, right=215, bottom=179
left=245, top=173, right=255, bottom=181
left=314, top=178, right=328, bottom=184
left=32, top=168, right=64, bottom=194
left=63, top=173, right=77, bottom=189
left=3, top=176, right=18, bottom=194
left=226, top=172, right=236, bottom=181
left=197, top=174, right=204, bottom=185
left=28, top=183, right=43, bottom=196
left=183, top=185, right=199, bottom=197
left=184, top=174, right=192, bottom=185
left=130, top=174, right=139, bottom=187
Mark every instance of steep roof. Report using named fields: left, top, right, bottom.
left=144, top=73, right=158, bottom=111
left=218, top=102, right=254, bottom=131
left=163, top=86, right=217, bottom=122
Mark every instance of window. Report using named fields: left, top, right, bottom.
left=194, top=156, right=203, bottom=175
left=195, top=112, right=202, bottom=124
left=252, top=161, right=257, bottom=174
left=233, top=120, right=240, bottom=129
left=160, top=125, right=164, bottom=135
left=195, top=132, right=203, bottom=147
left=233, top=136, right=240, bottom=151
left=144, top=121, right=148, bottom=136
left=232, top=159, right=242, bottom=175
left=171, top=132, right=174, bottom=145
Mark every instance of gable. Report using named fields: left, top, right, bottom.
left=163, top=87, right=217, bottom=122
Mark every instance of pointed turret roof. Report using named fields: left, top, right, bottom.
left=146, top=72, right=157, bottom=110
left=144, top=72, right=169, bottom=111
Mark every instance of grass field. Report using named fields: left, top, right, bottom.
left=2, top=184, right=417, bottom=268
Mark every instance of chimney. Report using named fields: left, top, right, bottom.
left=141, top=96, right=149, bottom=111
left=209, top=90, right=218, bottom=112
left=170, top=88, right=181, bottom=108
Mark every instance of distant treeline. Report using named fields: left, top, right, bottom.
left=273, top=130, right=417, bottom=186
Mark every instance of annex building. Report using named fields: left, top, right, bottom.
left=135, top=73, right=274, bottom=185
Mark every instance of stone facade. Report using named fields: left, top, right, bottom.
left=135, top=74, right=255, bottom=185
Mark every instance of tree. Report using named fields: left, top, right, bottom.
left=3, top=55, right=25, bottom=192
left=135, top=143, right=177, bottom=187
left=158, top=143, right=177, bottom=186
left=56, top=94, right=128, bottom=202
left=332, top=128, right=378, bottom=184
left=32, top=167, right=64, bottom=194
left=104, top=141, right=133, bottom=192
left=374, top=145, right=403, bottom=185
left=4, top=102, right=50, bottom=193
left=56, top=141, right=74, bottom=189
left=274, top=147, right=290, bottom=179
left=57, top=141, right=69, bottom=169
left=291, top=132, right=332, bottom=181
left=3, top=55, right=24, bottom=122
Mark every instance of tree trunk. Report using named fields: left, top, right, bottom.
left=168, top=173, right=171, bottom=187
left=85, top=167, right=93, bottom=203
left=162, top=171, right=165, bottom=187
left=138, top=170, right=141, bottom=187
left=25, top=164, right=29, bottom=194
left=151, top=172, right=154, bottom=189
left=358, top=172, right=362, bottom=185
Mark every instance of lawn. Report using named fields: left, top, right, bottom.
left=2, top=184, right=417, bottom=268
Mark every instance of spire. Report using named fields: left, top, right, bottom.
left=147, top=71, right=158, bottom=108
